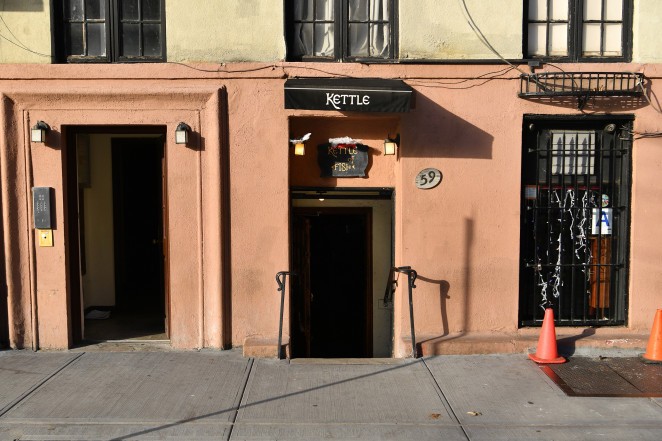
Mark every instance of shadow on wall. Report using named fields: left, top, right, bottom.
left=519, top=95, right=650, bottom=112
left=1, top=0, right=44, bottom=11
left=415, top=217, right=474, bottom=350
left=400, top=92, right=494, bottom=159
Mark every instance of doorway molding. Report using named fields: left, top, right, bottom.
left=0, top=86, right=229, bottom=349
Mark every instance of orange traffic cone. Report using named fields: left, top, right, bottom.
left=529, top=308, right=566, bottom=364
left=642, top=309, right=662, bottom=364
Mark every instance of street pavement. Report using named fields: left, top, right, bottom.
left=0, top=349, right=661, bottom=440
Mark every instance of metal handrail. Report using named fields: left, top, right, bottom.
left=276, top=271, right=296, bottom=359
left=384, top=266, right=419, bottom=358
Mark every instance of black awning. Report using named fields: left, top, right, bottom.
left=284, top=78, right=413, bottom=113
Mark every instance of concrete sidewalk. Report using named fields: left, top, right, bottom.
left=0, top=349, right=661, bottom=440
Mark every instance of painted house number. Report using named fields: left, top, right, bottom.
left=415, top=168, right=442, bottom=189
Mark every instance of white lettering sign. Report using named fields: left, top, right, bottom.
left=325, top=93, right=370, bottom=110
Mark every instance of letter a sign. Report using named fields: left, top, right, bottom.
left=592, top=208, right=613, bottom=235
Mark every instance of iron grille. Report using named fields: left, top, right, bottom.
left=519, top=118, right=632, bottom=327
left=519, top=72, right=644, bottom=98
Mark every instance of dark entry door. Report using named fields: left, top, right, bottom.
left=291, top=208, right=372, bottom=358
left=112, top=138, right=166, bottom=318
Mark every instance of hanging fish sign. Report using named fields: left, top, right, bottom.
left=415, top=168, right=442, bottom=189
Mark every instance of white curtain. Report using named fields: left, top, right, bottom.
left=348, top=0, right=390, bottom=57
left=293, top=0, right=335, bottom=57
left=293, top=0, right=389, bottom=58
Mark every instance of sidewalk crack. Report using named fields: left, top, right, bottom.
left=226, top=357, right=255, bottom=441
left=422, top=358, right=471, bottom=441
left=0, top=352, right=85, bottom=418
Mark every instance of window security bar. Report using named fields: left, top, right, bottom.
left=276, top=271, right=297, bottom=359
left=384, top=266, right=419, bottom=358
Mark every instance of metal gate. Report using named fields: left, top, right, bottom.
left=520, top=117, right=632, bottom=326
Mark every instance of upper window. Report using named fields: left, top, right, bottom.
left=58, top=0, right=165, bottom=63
left=526, top=0, right=632, bottom=61
left=287, top=0, right=396, bottom=61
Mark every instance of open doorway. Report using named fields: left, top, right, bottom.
left=67, top=131, right=168, bottom=344
left=290, top=189, right=394, bottom=358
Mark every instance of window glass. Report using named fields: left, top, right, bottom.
left=67, top=0, right=84, bottom=20
left=314, top=23, right=334, bottom=56
left=604, top=0, right=623, bottom=20
left=584, top=0, right=602, bottom=20
left=550, top=0, right=568, bottom=20
left=121, top=0, right=139, bottom=20
left=349, top=0, right=368, bottom=21
left=527, top=23, right=546, bottom=56
left=370, top=23, right=389, bottom=57
left=85, top=0, right=105, bottom=19
left=315, top=0, right=334, bottom=20
left=292, top=23, right=313, bottom=56
left=549, top=23, right=569, bottom=56
left=120, top=22, right=140, bottom=56
left=294, top=0, right=313, bottom=20
left=87, top=22, right=107, bottom=56
left=370, top=0, right=389, bottom=20
left=67, top=23, right=84, bottom=54
left=348, top=23, right=369, bottom=56
left=582, top=22, right=602, bottom=55
left=603, top=23, right=622, bottom=55
left=143, top=24, right=162, bottom=56
left=142, top=0, right=161, bottom=21
left=529, top=0, right=547, bottom=20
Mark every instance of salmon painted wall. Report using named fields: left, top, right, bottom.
left=0, top=62, right=661, bottom=353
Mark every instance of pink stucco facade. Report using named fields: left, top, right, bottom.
left=0, top=62, right=660, bottom=356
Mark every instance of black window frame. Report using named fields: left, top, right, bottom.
left=285, top=0, right=398, bottom=62
left=54, top=0, right=166, bottom=63
left=524, top=0, right=633, bottom=63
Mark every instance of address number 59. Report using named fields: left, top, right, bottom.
left=415, top=168, right=442, bottom=190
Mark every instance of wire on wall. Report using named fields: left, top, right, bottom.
left=0, top=13, right=51, bottom=58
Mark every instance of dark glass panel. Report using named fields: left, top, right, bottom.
left=142, top=0, right=161, bottom=21
left=143, top=24, right=162, bottom=56
left=121, top=0, right=139, bottom=20
left=121, top=23, right=140, bottom=56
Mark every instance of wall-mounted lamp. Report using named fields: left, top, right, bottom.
left=290, top=132, right=311, bottom=156
left=31, top=121, right=50, bottom=143
left=175, top=122, right=191, bottom=145
left=384, top=134, right=399, bottom=156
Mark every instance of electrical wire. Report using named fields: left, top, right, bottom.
left=0, top=13, right=51, bottom=58
left=457, top=0, right=529, bottom=76
left=621, top=125, right=662, bottom=140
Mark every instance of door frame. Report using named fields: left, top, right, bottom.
left=64, top=126, right=169, bottom=345
left=291, top=206, right=373, bottom=357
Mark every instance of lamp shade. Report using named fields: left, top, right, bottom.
left=384, top=139, right=397, bottom=155
left=31, top=121, right=50, bottom=143
left=294, top=142, right=305, bottom=156
left=175, top=122, right=191, bottom=145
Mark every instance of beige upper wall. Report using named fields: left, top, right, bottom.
left=399, top=0, right=524, bottom=60
left=633, top=0, right=662, bottom=62
left=0, top=1, right=661, bottom=63
left=0, top=0, right=52, bottom=63
left=165, top=0, right=285, bottom=62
